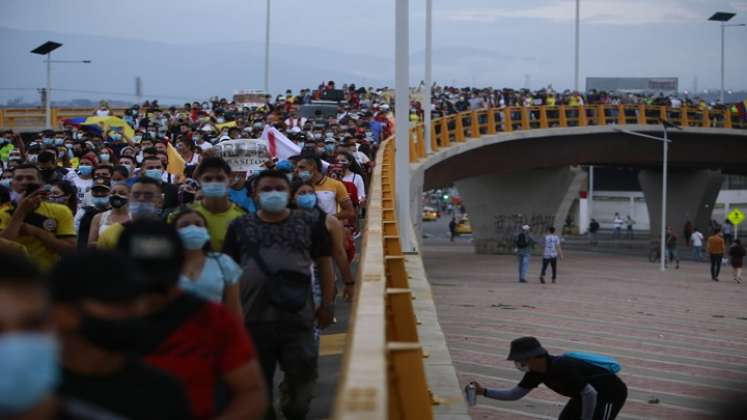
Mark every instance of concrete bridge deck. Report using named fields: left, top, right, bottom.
left=422, top=219, right=747, bottom=420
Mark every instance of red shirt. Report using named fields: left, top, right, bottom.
left=144, top=294, right=256, bottom=419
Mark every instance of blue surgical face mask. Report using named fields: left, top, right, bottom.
left=258, top=191, right=289, bottom=213
left=111, top=180, right=127, bottom=187
left=99, top=153, right=110, bottom=162
left=91, top=196, right=110, bottom=208
left=201, top=182, right=227, bottom=198
left=296, top=193, right=317, bottom=209
left=144, top=169, right=163, bottom=181
left=42, top=138, right=53, bottom=145
left=78, top=165, right=93, bottom=176
left=128, top=201, right=159, bottom=220
left=298, top=170, right=312, bottom=182
left=0, top=333, right=59, bottom=416
left=324, top=144, right=335, bottom=153
left=0, top=179, right=11, bottom=189
left=54, top=138, right=64, bottom=146
left=178, top=225, right=210, bottom=250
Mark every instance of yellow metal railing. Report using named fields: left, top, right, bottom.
left=0, top=107, right=129, bottom=129
left=408, top=104, right=745, bottom=162
left=334, top=137, right=433, bottom=420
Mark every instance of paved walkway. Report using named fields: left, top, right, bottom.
left=422, top=238, right=747, bottom=419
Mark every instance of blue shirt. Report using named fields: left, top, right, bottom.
left=229, top=186, right=256, bottom=213
left=179, top=253, right=242, bottom=303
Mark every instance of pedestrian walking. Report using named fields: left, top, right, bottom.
left=723, top=220, right=734, bottom=246
left=514, top=225, right=535, bottom=283
left=728, top=239, right=745, bottom=283
left=540, top=226, right=562, bottom=284
left=470, top=337, right=628, bottom=420
left=690, top=228, right=705, bottom=261
left=707, top=228, right=726, bottom=281
left=612, top=213, right=623, bottom=240
left=448, top=216, right=457, bottom=242
left=665, top=226, right=679, bottom=269
left=588, top=218, right=600, bottom=246
left=625, top=215, right=635, bottom=239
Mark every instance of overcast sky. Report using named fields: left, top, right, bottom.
left=2, top=0, right=747, bottom=101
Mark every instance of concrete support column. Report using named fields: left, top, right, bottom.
left=638, top=169, right=723, bottom=239
left=455, top=166, right=585, bottom=254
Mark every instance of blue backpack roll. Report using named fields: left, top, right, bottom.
left=563, top=351, right=621, bottom=374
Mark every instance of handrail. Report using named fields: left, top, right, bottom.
left=0, top=107, right=131, bottom=129
left=334, top=137, right=434, bottom=419
left=409, top=104, right=745, bottom=162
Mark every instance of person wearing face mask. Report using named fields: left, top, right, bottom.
left=141, top=155, right=179, bottom=209
left=335, top=151, right=366, bottom=207
left=190, top=157, right=246, bottom=252
left=169, top=207, right=242, bottom=318
left=87, top=182, right=130, bottom=248
left=96, top=176, right=163, bottom=249
left=471, top=337, right=627, bottom=420
left=222, top=170, right=335, bottom=420
left=74, top=177, right=111, bottom=240
left=0, top=131, right=17, bottom=164
left=117, top=221, right=267, bottom=420
left=70, top=153, right=97, bottom=208
left=48, top=180, right=79, bottom=216
left=295, top=155, right=356, bottom=222
left=36, top=150, right=70, bottom=186
left=49, top=250, right=192, bottom=419
left=291, top=181, right=355, bottom=303
left=0, top=252, right=61, bottom=419
left=226, top=165, right=257, bottom=213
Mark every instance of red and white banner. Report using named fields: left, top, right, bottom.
left=261, top=125, right=329, bottom=170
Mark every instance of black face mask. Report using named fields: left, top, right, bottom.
left=109, top=195, right=128, bottom=209
left=178, top=191, right=195, bottom=205
left=39, top=168, right=55, bottom=182
left=78, top=313, right=151, bottom=353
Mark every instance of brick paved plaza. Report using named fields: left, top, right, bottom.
left=422, top=238, right=747, bottom=420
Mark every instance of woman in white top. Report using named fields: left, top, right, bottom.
left=336, top=152, right=366, bottom=207
left=88, top=183, right=130, bottom=246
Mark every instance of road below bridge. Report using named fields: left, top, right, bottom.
left=421, top=216, right=747, bottom=419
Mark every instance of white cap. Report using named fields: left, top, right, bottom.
left=522, top=225, right=530, bottom=231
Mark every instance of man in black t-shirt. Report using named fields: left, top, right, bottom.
left=49, top=250, right=191, bottom=420
left=471, top=337, right=627, bottom=420
left=223, top=170, right=334, bottom=420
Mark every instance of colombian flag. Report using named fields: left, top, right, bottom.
left=736, top=100, right=747, bottom=121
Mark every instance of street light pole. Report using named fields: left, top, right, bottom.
left=46, top=52, right=52, bottom=129
left=424, top=0, right=432, bottom=155
left=395, top=0, right=414, bottom=252
left=614, top=125, right=677, bottom=272
left=574, top=0, right=580, bottom=92
left=264, top=0, right=271, bottom=94
left=720, top=22, right=725, bottom=103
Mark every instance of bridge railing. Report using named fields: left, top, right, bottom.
left=410, top=104, right=745, bottom=162
left=334, top=137, right=434, bottom=420
left=0, top=107, right=129, bottom=130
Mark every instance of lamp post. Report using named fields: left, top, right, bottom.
left=615, top=122, right=679, bottom=272
left=574, top=0, right=580, bottom=92
left=31, top=41, right=91, bottom=129
left=424, top=0, right=432, bottom=155
left=264, top=0, right=271, bottom=94
left=708, top=12, right=745, bottom=104
left=395, top=0, right=415, bottom=252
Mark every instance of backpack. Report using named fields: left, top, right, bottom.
left=564, top=351, right=621, bottom=374
left=516, top=233, right=528, bottom=248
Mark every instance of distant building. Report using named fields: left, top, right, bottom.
left=586, top=77, right=678, bottom=95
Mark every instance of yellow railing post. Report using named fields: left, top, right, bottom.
left=659, top=106, right=667, bottom=122
left=617, top=105, right=626, bottom=125
left=0, top=109, right=4, bottom=129
left=503, top=108, right=513, bottom=132
left=470, top=111, right=480, bottom=138
left=408, top=129, right=417, bottom=163
left=487, top=108, right=497, bottom=134
left=702, top=108, right=711, bottom=128
left=455, top=113, right=465, bottom=142
left=724, top=109, right=733, bottom=128
left=578, top=106, right=588, bottom=127
left=416, top=125, right=425, bottom=159
left=680, top=106, right=689, bottom=127
left=440, top=118, right=450, bottom=147
left=430, top=122, right=439, bottom=152
left=520, top=107, right=530, bottom=130
left=596, top=105, right=606, bottom=126
left=638, top=104, right=647, bottom=124
left=51, top=108, right=59, bottom=128
left=558, top=105, right=568, bottom=127
left=539, top=106, right=548, bottom=129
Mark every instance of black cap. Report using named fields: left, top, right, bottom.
left=116, top=221, right=184, bottom=292
left=49, top=250, right=149, bottom=303
left=506, top=336, right=548, bottom=361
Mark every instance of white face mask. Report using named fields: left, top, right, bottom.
left=514, top=361, right=530, bottom=373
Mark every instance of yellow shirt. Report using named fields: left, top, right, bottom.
left=97, top=222, right=125, bottom=250
left=193, top=203, right=246, bottom=252
left=0, top=202, right=75, bottom=271
left=314, top=176, right=350, bottom=216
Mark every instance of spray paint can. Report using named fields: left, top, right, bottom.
left=465, top=382, right=477, bottom=407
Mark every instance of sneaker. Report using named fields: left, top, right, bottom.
left=518, top=279, right=527, bottom=283
left=539, top=276, right=545, bottom=284
left=713, top=277, right=719, bottom=282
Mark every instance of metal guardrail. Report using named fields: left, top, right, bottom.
left=333, top=138, right=433, bottom=420
left=408, top=104, right=746, bottom=162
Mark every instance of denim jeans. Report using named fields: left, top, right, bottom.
left=692, top=246, right=704, bottom=260
left=517, top=252, right=530, bottom=281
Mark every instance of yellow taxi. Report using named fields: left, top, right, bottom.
left=455, top=215, right=472, bottom=234
left=422, top=206, right=439, bottom=221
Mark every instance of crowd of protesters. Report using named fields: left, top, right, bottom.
left=0, top=81, right=744, bottom=419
